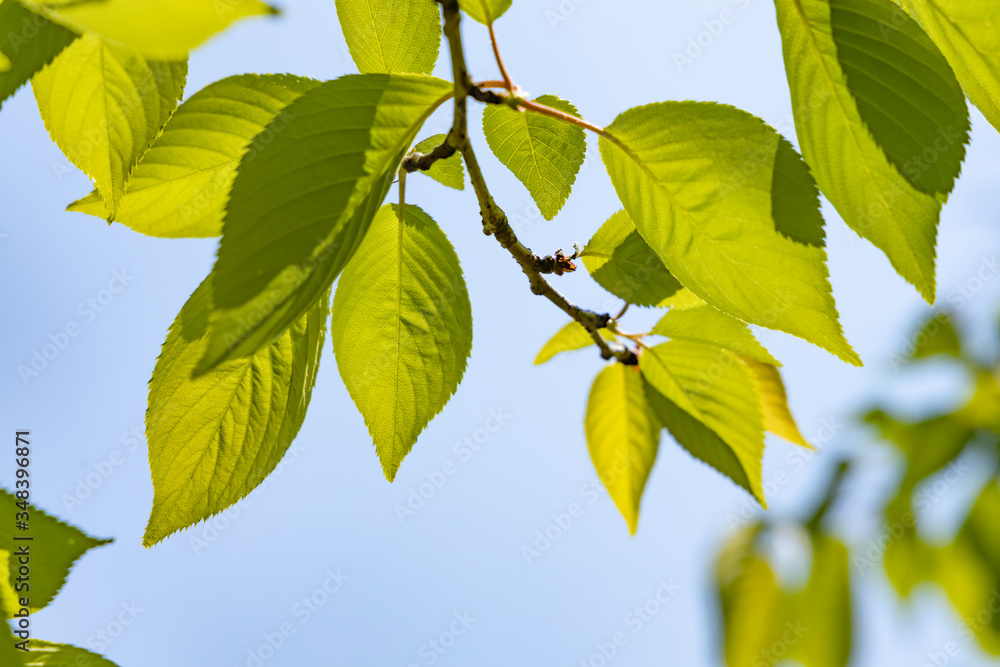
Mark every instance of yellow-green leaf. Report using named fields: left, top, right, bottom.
left=0, top=0, right=76, bottom=109
left=25, top=0, right=278, bottom=60
left=411, top=134, right=464, bottom=190
left=331, top=204, right=472, bottom=482
left=32, top=34, right=186, bottom=217
left=336, top=0, right=441, bottom=75
left=457, top=0, right=511, bottom=24
left=144, top=278, right=327, bottom=546
left=740, top=356, right=810, bottom=447
left=652, top=305, right=779, bottom=366
left=585, top=364, right=661, bottom=534
left=534, top=321, right=615, bottom=365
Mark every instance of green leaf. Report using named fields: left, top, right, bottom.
left=652, top=305, right=779, bottom=366
left=910, top=312, right=962, bottom=359
left=336, top=0, right=441, bottom=75
left=600, top=102, right=860, bottom=366
left=534, top=321, right=615, bottom=365
left=144, top=278, right=327, bottom=547
left=23, top=642, right=120, bottom=666
left=411, top=134, right=464, bottom=190
left=0, top=615, right=23, bottom=665
left=640, top=341, right=766, bottom=504
left=482, top=94, right=585, bottom=220
left=740, top=356, right=811, bottom=447
left=332, top=204, right=472, bottom=481
left=31, top=34, right=186, bottom=217
left=581, top=210, right=683, bottom=307
left=199, top=73, right=451, bottom=373
left=457, top=0, right=511, bottom=24
left=585, top=363, right=661, bottom=534
left=865, top=410, right=972, bottom=491
left=716, top=527, right=787, bottom=667
left=24, top=0, right=278, bottom=60
left=0, top=0, right=76, bottom=110
left=774, top=0, right=970, bottom=302
left=0, top=490, right=110, bottom=615
left=935, top=481, right=1000, bottom=654
left=784, top=535, right=853, bottom=667
left=67, top=74, right=320, bottom=237
left=894, top=0, right=1000, bottom=135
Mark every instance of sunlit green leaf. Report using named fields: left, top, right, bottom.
left=600, top=102, right=859, bottom=365
left=144, top=278, right=327, bottom=547
left=0, top=0, right=76, bottom=109
left=581, top=210, right=683, bottom=306
left=68, top=74, right=320, bottom=237
left=32, top=34, right=186, bottom=216
left=585, top=363, right=661, bottom=534
left=336, top=0, right=440, bottom=75
left=774, top=0, right=970, bottom=302
left=784, top=535, right=853, bottom=667
left=534, top=321, right=615, bottom=365
left=199, top=73, right=451, bottom=373
left=740, top=356, right=810, bottom=447
left=23, top=642, right=121, bottom=666
left=652, top=305, right=778, bottom=366
left=0, top=490, right=110, bottom=615
left=24, top=0, right=278, bottom=60
left=640, top=341, right=766, bottom=503
left=894, top=0, right=1000, bottom=135
left=331, top=204, right=472, bottom=482
left=482, top=94, right=585, bottom=220
left=411, top=134, right=464, bottom=190
left=457, top=0, right=511, bottom=24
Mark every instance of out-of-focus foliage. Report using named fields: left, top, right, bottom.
left=716, top=311, right=1000, bottom=664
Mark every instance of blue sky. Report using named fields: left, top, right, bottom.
left=3, top=0, right=1000, bottom=665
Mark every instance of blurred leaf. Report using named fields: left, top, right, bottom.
left=32, top=34, right=186, bottom=217
left=581, top=210, right=683, bottom=306
left=585, top=364, right=661, bottom=534
left=911, top=313, right=962, bottom=360
left=336, top=0, right=440, bottom=75
left=652, top=305, right=779, bottom=366
left=784, top=535, right=853, bottom=667
left=411, top=134, right=465, bottom=190
left=144, top=279, right=327, bottom=546
left=23, top=642, right=121, bottom=666
left=600, top=101, right=859, bottom=365
left=482, top=94, right=585, bottom=220
left=0, top=490, right=110, bottom=615
left=534, top=321, right=615, bottom=366
left=331, top=204, right=472, bottom=482
left=866, top=410, right=973, bottom=491
left=68, top=74, right=320, bottom=237
left=640, top=342, right=766, bottom=504
left=24, top=0, right=278, bottom=59
left=0, top=0, right=76, bottom=110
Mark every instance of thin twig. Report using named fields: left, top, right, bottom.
left=488, top=23, right=515, bottom=92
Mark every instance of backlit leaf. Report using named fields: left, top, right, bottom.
left=0, top=0, right=76, bottom=109
left=534, top=321, right=615, bottom=365
left=585, top=363, right=661, bottom=534
left=411, top=134, right=464, bottom=190
left=331, top=204, right=472, bottom=481
left=600, top=101, right=860, bottom=365
left=652, top=305, right=779, bottom=366
left=144, top=278, right=327, bottom=546
left=32, top=34, right=186, bottom=216
left=457, top=0, right=511, bottom=24
left=581, top=210, right=683, bottom=307
left=740, top=356, right=810, bottom=447
left=199, top=73, right=451, bottom=373
left=336, top=0, right=441, bottom=75
left=482, top=94, right=585, bottom=220
left=67, top=74, right=320, bottom=237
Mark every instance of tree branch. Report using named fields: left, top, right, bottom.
left=435, top=0, right=636, bottom=365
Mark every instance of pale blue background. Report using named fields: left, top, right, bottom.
left=3, top=0, right=1000, bottom=665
